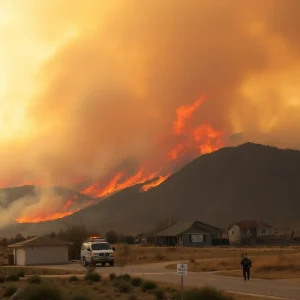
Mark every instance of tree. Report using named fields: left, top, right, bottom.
left=57, top=225, right=89, bottom=260
left=105, top=231, right=118, bottom=244
left=50, top=232, right=56, bottom=238
left=14, top=233, right=25, bottom=243
left=0, top=238, right=7, bottom=246
left=125, top=235, right=135, bottom=245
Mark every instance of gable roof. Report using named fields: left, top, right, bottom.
left=8, top=236, right=73, bottom=248
left=194, top=221, right=220, bottom=232
left=228, top=220, right=272, bottom=230
left=155, top=221, right=220, bottom=237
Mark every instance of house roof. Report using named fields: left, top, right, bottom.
left=155, top=221, right=219, bottom=237
left=228, top=220, right=272, bottom=230
left=8, top=236, right=73, bottom=248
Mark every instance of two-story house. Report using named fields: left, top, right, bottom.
left=228, top=220, right=275, bottom=245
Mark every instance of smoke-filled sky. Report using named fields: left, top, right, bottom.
left=1, top=0, right=300, bottom=190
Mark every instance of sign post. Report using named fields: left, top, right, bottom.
left=177, top=264, right=187, bottom=300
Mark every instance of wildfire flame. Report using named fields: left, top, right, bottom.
left=13, top=97, right=223, bottom=223
left=173, top=97, right=205, bottom=134
left=140, top=175, right=170, bottom=192
left=16, top=211, right=75, bottom=223
left=81, top=97, right=223, bottom=198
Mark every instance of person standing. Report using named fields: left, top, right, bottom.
left=240, top=253, right=252, bottom=280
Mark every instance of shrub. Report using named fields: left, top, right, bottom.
left=115, top=274, right=131, bottom=282
left=3, top=285, right=17, bottom=297
left=69, top=276, right=79, bottom=282
left=155, top=288, right=166, bottom=300
left=177, top=287, right=233, bottom=300
left=18, top=270, right=25, bottom=277
left=109, top=273, right=116, bottom=280
left=0, top=274, right=6, bottom=282
left=86, top=266, right=96, bottom=273
left=6, top=273, right=20, bottom=282
left=121, top=274, right=131, bottom=282
left=141, top=280, right=157, bottom=292
left=116, top=281, right=133, bottom=293
left=20, top=283, right=63, bottom=300
left=131, top=277, right=143, bottom=287
left=28, top=275, right=42, bottom=284
left=84, top=272, right=101, bottom=282
left=154, top=252, right=166, bottom=261
left=166, top=286, right=177, bottom=293
left=71, top=294, right=90, bottom=300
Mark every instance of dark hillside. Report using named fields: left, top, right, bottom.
left=2, top=143, right=300, bottom=236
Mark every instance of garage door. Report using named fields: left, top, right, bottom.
left=25, top=246, right=68, bottom=265
left=16, top=248, right=26, bottom=265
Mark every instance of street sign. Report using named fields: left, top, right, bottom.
left=177, top=263, right=187, bottom=276
left=177, top=264, right=187, bottom=300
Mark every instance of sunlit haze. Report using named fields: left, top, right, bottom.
left=1, top=0, right=300, bottom=225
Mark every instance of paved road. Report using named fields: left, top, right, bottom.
left=42, top=262, right=300, bottom=299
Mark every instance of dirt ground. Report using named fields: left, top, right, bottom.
left=115, top=244, right=299, bottom=265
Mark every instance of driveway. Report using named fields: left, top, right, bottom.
left=42, top=262, right=300, bottom=299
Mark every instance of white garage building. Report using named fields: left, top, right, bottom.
left=8, top=236, right=73, bottom=266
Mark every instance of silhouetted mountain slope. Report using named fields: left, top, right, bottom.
left=0, top=185, right=92, bottom=207
left=0, top=185, right=36, bottom=207
left=2, top=143, right=300, bottom=237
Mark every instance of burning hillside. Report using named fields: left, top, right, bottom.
left=9, top=97, right=223, bottom=224
left=80, top=97, right=223, bottom=198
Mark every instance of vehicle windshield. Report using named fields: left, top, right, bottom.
left=91, top=243, right=112, bottom=251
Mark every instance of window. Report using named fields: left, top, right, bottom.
left=189, top=234, right=204, bottom=243
left=261, top=228, right=266, bottom=234
left=231, top=231, right=235, bottom=235
left=91, top=243, right=112, bottom=251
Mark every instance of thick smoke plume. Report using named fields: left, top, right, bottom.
left=1, top=0, right=300, bottom=226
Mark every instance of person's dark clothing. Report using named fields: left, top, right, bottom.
left=240, top=257, right=252, bottom=280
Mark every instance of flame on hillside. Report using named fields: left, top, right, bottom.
left=14, top=97, right=223, bottom=223
left=82, top=169, right=158, bottom=198
left=81, top=97, right=223, bottom=197
left=140, top=175, right=170, bottom=192
left=16, top=211, right=74, bottom=223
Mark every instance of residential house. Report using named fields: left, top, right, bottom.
left=8, top=236, right=73, bottom=266
left=134, top=233, right=156, bottom=245
left=155, top=221, right=225, bottom=247
left=228, top=220, right=275, bottom=245
left=257, top=228, right=300, bottom=245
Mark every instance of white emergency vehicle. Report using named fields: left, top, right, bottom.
left=80, top=237, right=115, bottom=267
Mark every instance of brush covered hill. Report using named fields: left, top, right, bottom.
left=2, top=143, right=300, bottom=236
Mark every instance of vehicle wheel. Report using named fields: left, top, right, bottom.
left=109, top=262, right=114, bottom=267
left=82, top=257, right=87, bottom=266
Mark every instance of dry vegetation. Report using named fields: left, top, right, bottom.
left=218, top=253, right=300, bottom=279
left=114, top=244, right=299, bottom=265
left=0, top=266, right=85, bottom=276
left=166, top=252, right=300, bottom=279
left=0, top=247, right=10, bottom=265
left=0, top=273, right=267, bottom=300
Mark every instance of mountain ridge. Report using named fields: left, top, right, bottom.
left=1, top=143, right=300, bottom=237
